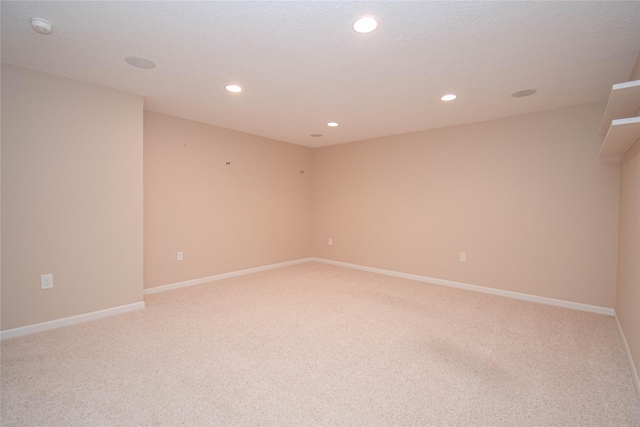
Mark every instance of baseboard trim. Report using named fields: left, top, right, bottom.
left=0, top=301, right=145, bottom=341
left=615, top=313, right=640, bottom=400
left=312, top=258, right=615, bottom=316
left=143, top=258, right=314, bottom=295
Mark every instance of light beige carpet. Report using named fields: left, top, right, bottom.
left=1, top=262, right=639, bottom=426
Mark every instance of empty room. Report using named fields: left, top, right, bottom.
left=1, top=1, right=639, bottom=425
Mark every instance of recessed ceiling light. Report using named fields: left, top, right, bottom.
left=352, top=16, right=378, bottom=34
left=124, top=56, right=156, bottom=69
left=225, top=85, right=242, bottom=93
left=511, top=89, right=537, bottom=98
left=327, top=122, right=339, bottom=127
left=30, top=17, right=53, bottom=35
left=440, top=94, right=457, bottom=101
left=310, top=134, right=323, bottom=137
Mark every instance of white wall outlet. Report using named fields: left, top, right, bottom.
left=41, top=274, right=54, bottom=289
left=459, top=252, right=467, bottom=262
left=177, top=251, right=184, bottom=261
left=328, top=238, right=333, bottom=246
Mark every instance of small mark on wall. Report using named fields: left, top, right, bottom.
left=226, top=162, right=231, bottom=165
left=300, top=170, right=305, bottom=174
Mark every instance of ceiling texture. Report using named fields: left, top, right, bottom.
left=2, top=1, right=639, bottom=148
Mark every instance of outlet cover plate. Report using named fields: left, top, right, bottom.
left=41, top=274, right=54, bottom=289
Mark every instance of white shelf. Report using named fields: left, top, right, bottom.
left=599, top=117, right=640, bottom=158
left=599, top=80, right=640, bottom=136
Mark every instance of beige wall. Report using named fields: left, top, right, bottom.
left=1, top=64, right=144, bottom=330
left=144, top=111, right=312, bottom=289
left=614, top=57, right=640, bottom=387
left=616, top=135, right=640, bottom=384
left=630, top=53, right=640, bottom=81
left=0, top=64, right=626, bottom=330
left=312, top=103, right=619, bottom=308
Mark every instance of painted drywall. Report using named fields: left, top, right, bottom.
left=0, top=64, right=625, bottom=331
left=1, top=62, right=3, bottom=325
left=312, top=103, right=619, bottom=308
left=1, top=64, right=144, bottom=330
left=616, top=138, right=640, bottom=383
left=144, top=111, right=312, bottom=289
left=630, top=53, right=640, bottom=81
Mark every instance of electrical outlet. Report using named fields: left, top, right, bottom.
left=177, top=251, right=184, bottom=261
left=328, top=238, right=333, bottom=246
left=459, top=252, right=467, bottom=262
left=41, top=274, right=54, bottom=289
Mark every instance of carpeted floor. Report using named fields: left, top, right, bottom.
left=1, top=262, right=639, bottom=426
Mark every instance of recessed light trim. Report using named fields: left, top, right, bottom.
left=327, top=122, right=339, bottom=127
left=440, top=94, right=457, bottom=101
left=124, top=56, right=156, bottom=69
left=225, top=85, right=242, bottom=93
left=352, top=16, right=378, bottom=34
left=511, top=89, right=537, bottom=98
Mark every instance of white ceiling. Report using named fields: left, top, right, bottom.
left=2, top=1, right=639, bottom=148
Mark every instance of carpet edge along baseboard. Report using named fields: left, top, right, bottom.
left=2, top=257, right=616, bottom=341
left=0, top=301, right=145, bottom=340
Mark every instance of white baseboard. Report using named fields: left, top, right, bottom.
left=615, top=313, right=640, bottom=400
left=312, top=258, right=615, bottom=316
left=0, top=301, right=145, bottom=341
left=143, top=257, right=314, bottom=295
